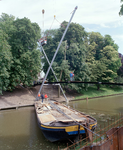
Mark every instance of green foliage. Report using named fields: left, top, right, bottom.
left=43, top=22, right=90, bottom=92
left=119, top=0, right=123, bottom=16
left=100, top=46, right=121, bottom=81
left=0, top=29, right=12, bottom=93
left=86, top=32, right=121, bottom=90
left=43, top=22, right=121, bottom=92
left=75, top=85, right=123, bottom=99
left=44, top=29, right=58, bottom=37
left=56, top=21, right=88, bottom=46
left=54, top=41, right=70, bottom=81
left=115, top=76, right=123, bottom=83
left=0, top=13, right=42, bottom=92
left=0, top=12, right=121, bottom=93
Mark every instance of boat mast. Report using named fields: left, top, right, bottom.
left=36, top=6, right=78, bottom=101
left=40, top=45, right=68, bottom=102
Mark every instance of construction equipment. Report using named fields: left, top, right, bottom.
left=36, top=6, right=78, bottom=101
left=39, top=9, right=47, bottom=46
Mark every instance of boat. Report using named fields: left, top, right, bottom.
left=35, top=6, right=97, bottom=142
left=35, top=99, right=97, bottom=142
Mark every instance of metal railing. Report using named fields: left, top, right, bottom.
left=60, top=113, right=123, bottom=150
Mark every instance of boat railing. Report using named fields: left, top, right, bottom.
left=49, top=100, right=99, bottom=139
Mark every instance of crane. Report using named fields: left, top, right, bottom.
left=38, top=9, right=47, bottom=46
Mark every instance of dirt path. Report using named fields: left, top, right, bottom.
left=0, top=85, right=76, bottom=109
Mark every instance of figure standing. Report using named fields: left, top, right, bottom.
left=70, top=72, right=73, bottom=81
left=41, top=94, right=44, bottom=103
left=38, top=93, right=41, bottom=100
left=44, top=94, right=48, bottom=101
left=70, top=72, right=74, bottom=81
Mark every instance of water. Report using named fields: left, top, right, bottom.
left=69, top=95, right=123, bottom=114
left=0, top=107, right=66, bottom=150
left=69, top=95, right=123, bottom=137
left=0, top=94, right=123, bottom=150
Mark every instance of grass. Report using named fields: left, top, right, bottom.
left=74, top=85, right=123, bottom=100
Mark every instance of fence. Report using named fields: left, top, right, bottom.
left=62, top=113, right=123, bottom=150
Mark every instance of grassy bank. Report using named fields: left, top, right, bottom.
left=75, top=85, right=123, bottom=100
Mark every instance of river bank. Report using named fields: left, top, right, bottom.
left=74, top=85, right=123, bottom=99
left=0, top=85, right=123, bottom=110
left=0, top=85, right=75, bottom=110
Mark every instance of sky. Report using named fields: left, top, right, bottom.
left=0, top=0, right=123, bottom=54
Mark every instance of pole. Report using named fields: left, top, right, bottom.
left=36, top=6, right=78, bottom=100
left=40, top=45, right=68, bottom=102
left=49, top=101, right=100, bottom=138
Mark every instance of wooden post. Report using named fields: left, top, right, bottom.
left=58, top=85, right=60, bottom=98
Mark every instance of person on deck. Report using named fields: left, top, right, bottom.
left=41, top=94, right=44, bottom=103
left=44, top=94, right=48, bottom=101
left=38, top=93, right=41, bottom=100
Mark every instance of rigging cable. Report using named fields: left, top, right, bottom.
left=46, top=16, right=55, bottom=37
left=46, top=15, right=65, bottom=38
left=54, top=16, right=65, bottom=28
left=42, top=9, right=45, bottom=37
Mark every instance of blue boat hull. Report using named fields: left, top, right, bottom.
left=37, top=122, right=93, bottom=142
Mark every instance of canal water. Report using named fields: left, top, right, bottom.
left=0, top=94, right=123, bottom=150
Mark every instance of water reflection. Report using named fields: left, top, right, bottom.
left=0, top=94, right=123, bottom=150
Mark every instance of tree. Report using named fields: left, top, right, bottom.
left=88, top=32, right=104, bottom=60
left=86, top=32, right=121, bottom=90
left=0, top=14, right=42, bottom=91
left=100, top=46, right=121, bottom=82
left=43, top=23, right=121, bottom=92
left=117, top=53, right=123, bottom=77
left=104, top=35, right=119, bottom=51
left=8, top=18, right=41, bottom=89
left=54, top=41, right=70, bottom=81
left=55, top=21, right=88, bottom=46
left=0, top=29, right=12, bottom=93
left=44, top=29, right=58, bottom=38
left=67, top=43, right=90, bottom=92
left=42, top=22, right=90, bottom=92
left=119, top=0, right=123, bottom=15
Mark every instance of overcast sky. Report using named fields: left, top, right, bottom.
left=0, top=0, right=123, bottom=54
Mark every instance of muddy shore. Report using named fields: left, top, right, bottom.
left=1, top=84, right=122, bottom=110
left=0, top=85, right=77, bottom=110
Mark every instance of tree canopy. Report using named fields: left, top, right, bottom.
left=43, top=22, right=90, bottom=92
left=43, top=23, right=121, bottom=92
left=0, top=13, right=42, bottom=92
left=0, top=13, right=121, bottom=94
left=0, top=29, right=12, bottom=94
left=86, top=32, right=121, bottom=89
left=119, top=0, right=123, bottom=16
